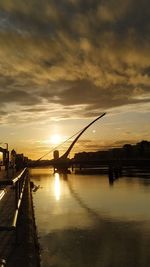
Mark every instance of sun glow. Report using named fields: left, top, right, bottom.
left=50, top=134, right=61, bottom=145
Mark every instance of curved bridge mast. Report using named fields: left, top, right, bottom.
left=59, top=112, right=106, bottom=160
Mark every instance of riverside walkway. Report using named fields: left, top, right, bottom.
left=0, top=168, right=40, bottom=267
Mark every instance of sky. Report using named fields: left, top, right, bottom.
left=0, top=0, right=150, bottom=159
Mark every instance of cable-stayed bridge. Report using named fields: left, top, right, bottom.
left=49, top=113, right=106, bottom=172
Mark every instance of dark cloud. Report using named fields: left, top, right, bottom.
left=40, top=79, right=150, bottom=109
left=0, top=0, right=149, bottom=123
left=0, top=110, right=7, bottom=116
left=0, top=89, right=41, bottom=105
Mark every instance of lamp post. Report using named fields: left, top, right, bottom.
left=0, top=143, right=8, bottom=150
left=4, top=143, right=8, bottom=151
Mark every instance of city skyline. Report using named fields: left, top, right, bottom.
left=0, top=0, right=150, bottom=159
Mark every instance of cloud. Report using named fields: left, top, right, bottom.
left=0, top=0, right=149, bottom=124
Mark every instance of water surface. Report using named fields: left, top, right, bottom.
left=30, top=168, right=150, bottom=267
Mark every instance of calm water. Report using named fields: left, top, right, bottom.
left=30, top=168, right=150, bottom=267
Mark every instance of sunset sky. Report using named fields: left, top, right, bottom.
left=0, top=0, right=150, bottom=159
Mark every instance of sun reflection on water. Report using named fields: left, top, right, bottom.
left=54, top=172, right=61, bottom=201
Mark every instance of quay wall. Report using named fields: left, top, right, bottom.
left=0, top=171, right=40, bottom=267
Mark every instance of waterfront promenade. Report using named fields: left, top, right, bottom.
left=0, top=168, right=40, bottom=267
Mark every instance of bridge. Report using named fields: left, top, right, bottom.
left=32, top=112, right=149, bottom=176
left=50, top=113, right=106, bottom=172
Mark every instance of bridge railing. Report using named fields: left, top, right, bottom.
left=0, top=168, right=28, bottom=233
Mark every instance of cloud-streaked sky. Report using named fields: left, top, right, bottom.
left=0, top=0, right=150, bottom=159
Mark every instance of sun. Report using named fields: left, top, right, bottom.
left=50, top=134, right=61, bottom=145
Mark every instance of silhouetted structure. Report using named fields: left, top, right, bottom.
left=10, top=149, right=16, bottom=169
left=51, top=113, right=106, bottom=172
left=15, top=153, right=28, bottom=171
left=53, top=150, right=59, bottom=160
left=0, top=146, right=9, bottom=170
left=74, top=140, right=150, bottom=169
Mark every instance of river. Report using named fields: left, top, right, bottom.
left=30, top=167, right=150, bottom=267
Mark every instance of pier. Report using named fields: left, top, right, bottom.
left=0, top=168, right=40, bottom=267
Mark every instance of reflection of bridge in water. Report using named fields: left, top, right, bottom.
left=50, top=113, right=106, bottom=172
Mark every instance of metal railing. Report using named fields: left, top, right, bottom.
left=0, top=190, right=6, bottom=201
left=0, top=168, right=28, bottom=231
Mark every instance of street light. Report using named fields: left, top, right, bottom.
left=0, top=143, right=8, bottom=150
left=4, top=143, right=8, bottom=150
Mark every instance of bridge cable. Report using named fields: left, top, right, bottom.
left=35, top=112, right=106, bottom=162
left=35, top=128, right=86, bottom=162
